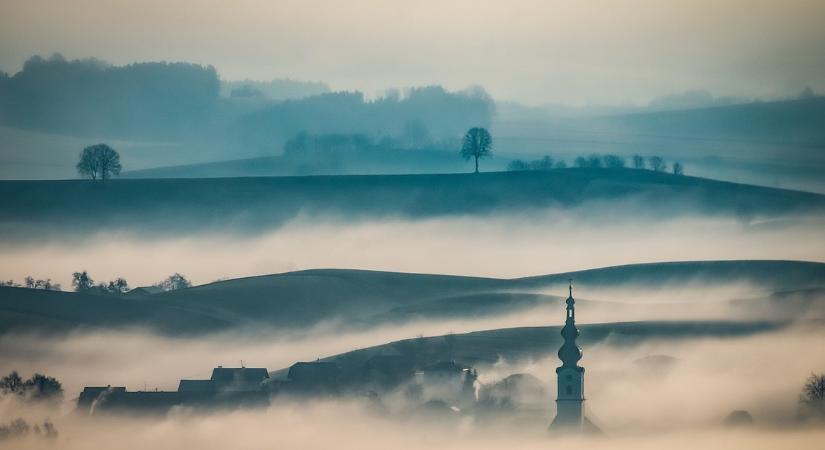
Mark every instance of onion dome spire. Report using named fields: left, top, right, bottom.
left=558, top=278, right=583, bottom=368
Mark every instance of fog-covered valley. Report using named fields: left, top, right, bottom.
left=2, top=2, right=825, bottom=448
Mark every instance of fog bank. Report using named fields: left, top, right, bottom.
left=2, top=212, right=823, bottom=288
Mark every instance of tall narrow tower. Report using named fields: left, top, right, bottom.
left=549, top=280, right=586, bottom=432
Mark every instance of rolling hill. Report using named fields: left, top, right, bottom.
left=2, top=169, right=824, bottom=240
left=1, top=260, right=823, bottom=336
left=310, top=320, right=787, bottom=374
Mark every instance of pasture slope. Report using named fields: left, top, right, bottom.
left=1, top=169, right=824, bottom=238
left=1, top=260, right=823, bottom=335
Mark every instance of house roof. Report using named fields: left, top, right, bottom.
left=126, top=286, right=165, bottom=296
left=210, top=367, right=269, bottom=383
left=178, top=379, right=216, bottom=392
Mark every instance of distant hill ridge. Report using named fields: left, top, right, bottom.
left=2, top=169, right=823, bottom=239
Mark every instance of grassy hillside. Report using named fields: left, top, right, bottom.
left=2, top=169, right=823, bottom=239
left=313, top=321, right=787, bottom=373
left=2, top=260, right=823, bottom=336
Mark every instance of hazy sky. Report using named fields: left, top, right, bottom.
left=1, top=0, right=824, bottom=104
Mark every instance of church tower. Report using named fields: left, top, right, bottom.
left=549, top=280, right=587, bottom=432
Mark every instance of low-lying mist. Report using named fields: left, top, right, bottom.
left=2, top=325, right=824, bottom=449
left=2, top=209, right=823, bottom=288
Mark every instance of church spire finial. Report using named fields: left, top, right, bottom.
left=569, top=277, right=573, bottom=298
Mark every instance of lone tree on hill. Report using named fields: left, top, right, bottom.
left=77, top=144, right=122, bottom=181
left=460, top=127, right=492, bottom=173
left=648, top=156, right=667, bottom=172
left=632, top=154, right=645, bottom=169
left=673, top=162, right=685, bottom=176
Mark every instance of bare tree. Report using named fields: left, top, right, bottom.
left=460, top=127, right=492, bottom=173
left=632, top=154, right=645, bottom=169
left=673, top=162, right=684, bottom=175
left=648, top=156, right=667, bottom=172
left=76, top=144, right=122, bottom=181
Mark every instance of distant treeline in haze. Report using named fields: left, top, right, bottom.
left=0, top=54, right=495, bottom=151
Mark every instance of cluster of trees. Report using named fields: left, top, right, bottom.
left=154, top=273, right=192, bottom=291
left=0, top=418, right=57, bottom=442
left=284, top=132, right=374, bottom=155
left=284, top=127, right=461, bottom=157
left=240, top=86, right=495, bottom=152
left=221, top=78, right=330, bottom=101
left=0, top=54, right=219, bottom=138
left=71, top=271, right=190, bottom=294
left=0, top=276, right=61, bottom=290
left=3, top=270, right=195, bottom=294
left=3, top=271, right=193, bottom=294
left=507, top=155, right=565, bottom=171
left=0, top=371, right=63, bottom=403
left=71, top=270, right=129, bottom=294
left=507, top=152, right=685, bottom=176
left=1, top=54, right=497, bottom=161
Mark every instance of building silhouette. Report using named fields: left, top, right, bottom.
left=549, top=281, right=600, bottom=433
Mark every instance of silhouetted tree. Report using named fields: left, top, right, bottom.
left=71, top=271, right=94, bottom=292
left=0, top=371, right=62, bottom=403
left=101, top=278, right=129, bottom=294
left=23, top=276, right=60, bottom=291
left=800, top=373, right=825, bottom=419
left=673, top=162, right=684, bottom=175
left=603, top=154, right=626, bottom=168
left=574, top=156, right=588, bottom=168
left=509, top=155, right=558, bottom=172
left=0, top=372, right=23, bottom=395
left=460, top=127, right=492, bottom=173
left=555, top=160, right=568, bottom=169
left=22, top=374, right=63, bottom=402
left=0, top=280, right=20, bottom=288
left=530, top=155, right=554, bottom=171
left=155, top=273, right=191, bottom=291
left=648, top=156, right=667, bottom=172
left=632, top=154, right=645, bottom=169
left=507, top=160, right=529, bottom=171
left=587, top=154, right=603, bottom=168
left=77, top=144, right=122, bottom=181
left=0, top=418, right=58, bottom=442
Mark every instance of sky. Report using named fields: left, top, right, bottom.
left=1, top=0, right=824, bottom=105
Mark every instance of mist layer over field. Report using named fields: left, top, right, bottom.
left=2, top=209, right=823, bottom=288
left=2, top=324, right=824, bottom=449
